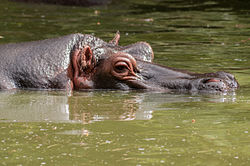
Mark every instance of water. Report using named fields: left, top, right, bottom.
left=0, top=0, right=250, bottom=165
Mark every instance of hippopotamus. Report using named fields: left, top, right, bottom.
left=0, top=32, right=239, bottom=92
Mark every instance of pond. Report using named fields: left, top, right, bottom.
left=0, top=0, right=250, bottom=165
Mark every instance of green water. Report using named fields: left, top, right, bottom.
left=1, top=0, right=250, bottom=165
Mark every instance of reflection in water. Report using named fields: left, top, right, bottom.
left=0, top=90, right=237, bottom=123
left=0, top=90, right=70, bottom=122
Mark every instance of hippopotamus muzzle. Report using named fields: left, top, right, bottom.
left=122, top=64, right=239, bottom=92
left=0, top=32, right=239, bottom=92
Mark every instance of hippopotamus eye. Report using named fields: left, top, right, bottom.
left=114, top=62, right=129, bottom=73
left=116, top=65, right=127, bottom=71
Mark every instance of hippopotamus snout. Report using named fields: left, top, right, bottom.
left=196, top=72, right=239, bottom=92
left=199, top=78, right=230, bottom=91
left=198, top=72, right=239, bottom=91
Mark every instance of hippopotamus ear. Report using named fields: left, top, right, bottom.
left=70, top=45, right=96, bottom=90
left=109, top=31, right=120, bottom=46
left=79, top=46, right=96, bottom=72
left=71, top=45, right=96, bottom=77
left=108, top=31, right=153, bottom=62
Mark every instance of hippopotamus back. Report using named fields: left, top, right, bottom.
left=0, top=34, right=83, bottom=89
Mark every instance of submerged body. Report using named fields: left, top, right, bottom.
left=0, top=33, right=239, bottom=92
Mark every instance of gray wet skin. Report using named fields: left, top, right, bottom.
left=0, top=33, right=239, bottom=92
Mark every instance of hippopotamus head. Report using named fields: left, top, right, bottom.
left=69, top=32, right=239, bottom=92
